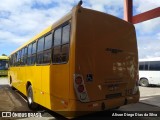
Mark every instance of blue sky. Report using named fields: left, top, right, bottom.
left=0, top=0, right=159, bottom=59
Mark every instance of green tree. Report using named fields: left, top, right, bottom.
left=2, top=54, right=7, bottom=56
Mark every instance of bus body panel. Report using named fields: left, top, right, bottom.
left=18, top=67, right=26, bottom=94
left=49, top=64, right=70, bottom=110
left=31, top=66, right=43, bottom=106
left=10, top=67, right=18, bottom=88
left=139, top=71, right=160, bottom=85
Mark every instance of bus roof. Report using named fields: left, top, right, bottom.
left=139, top=57, right=160, bottom=62
left=0, top=56, right=9, bottom=60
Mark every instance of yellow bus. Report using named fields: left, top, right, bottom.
left=9, top=4, right=139, bottom=118
left=0, top=55, right=9, bottom=76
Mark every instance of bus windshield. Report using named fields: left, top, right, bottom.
left=0, top=60, right=8, bottom=70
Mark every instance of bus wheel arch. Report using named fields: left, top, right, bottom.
left=26, top=81, right=31, bottom=92
left=10, top=76, right=15, bottom=90
left=139, top=78, right=149, bottom=87
left=26, top=82, right=39, bottom=110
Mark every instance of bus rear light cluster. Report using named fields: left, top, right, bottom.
left=74, top=74, right=90, bottom=102
left=75, top=76, right=82, bottom=85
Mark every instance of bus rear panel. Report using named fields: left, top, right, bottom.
left=69, top=7, right=139, bottom=113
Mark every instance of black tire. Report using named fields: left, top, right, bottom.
left=139, top=78, right=149, bottom=87
left=10, top=77, right=16, bottom=90
left=27, top=85, right=39, bottom=110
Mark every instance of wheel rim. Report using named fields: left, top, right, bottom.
left=28, top=88, right=33, bottom=105
left=141, top=79, right=147, bottom=86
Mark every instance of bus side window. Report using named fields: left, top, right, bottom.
left=10, top=55, right=13, bottom=66
left=27, top=44, right=32, bottom=65
left=139, top=62, right=144, bottom=70
left=21, top=48, right=25, bottom=65
left=53, top=27, right=62, bottom=63
left=52, top=23, right=70, bottom=64
left=13, top=53, right=16, bottom=66
left=43, top=33, right=52, bottom=64
left=149, top=61, right=160, bottom=71
left=54, top=28, right=61, bottom=46
left=62, top=44, right=69, bottom=62
left=62, top=24, right=70, bottom=44
left=19, top=50, right=21, bottom=66
left=9, top=56, right=12, bottom=67
left=14, top=52, right=18, bottom=66
left=37, top=37, right=44, bottom=64
left=144, top=62, right=149, bottom=70
left=31, top=42, right=37, bottom=65
left=61, top=24, right=70, bottom=62
left=17, top=50, right=21, bottom=66
left=53, top=46, right=61, bottom=63
left=24, top=47, right=28, bottom=65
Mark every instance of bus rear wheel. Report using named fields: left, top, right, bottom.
left=139, top=78, right=149, bottom=87
left=10, top=76, right=16, bottom=90
left=27, top=85, right=39, bottom=110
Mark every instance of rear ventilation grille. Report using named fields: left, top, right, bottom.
left=105, top=93, right=122, bottom=99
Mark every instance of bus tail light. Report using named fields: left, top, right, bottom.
left=75, top=76, right=82, bottom=85
left=77, top=85, right=84, bottom=93
left=74, top=74, right=90, bottom=102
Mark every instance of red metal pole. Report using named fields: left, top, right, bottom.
left=132, top=7, right=160, bottom=24
left=124, top=0, right=133, bottom=23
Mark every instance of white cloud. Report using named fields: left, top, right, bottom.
left=134, top=0, right=160, bottom=59
left=134, top=0, right=160, bottom=13
left=0, top=0, right=33, bottom=12
left=0, top=30, right=30, bottom=45
left=91, top=4, right=105, bottom=12
left=137, top=32, right=160, bottom=59
left=0, top=0, right=74, bottom=55
left=86, top=0, right=123, bottom=17
left=135, top=17, right=160, bottom=34
left=0, top=0, right=159, bottom=59
left=87, top=0, right=123, bottom=7
left=0, top=0, right=72, bottom=43
left=157, top=33, right=160, bottom=40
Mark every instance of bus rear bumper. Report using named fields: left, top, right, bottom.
left=65, top=93, right=140, bottom=117
left=125, top=93, right=140, bottom=105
